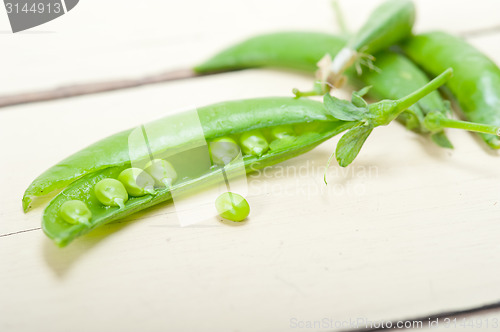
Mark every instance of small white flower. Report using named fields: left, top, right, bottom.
left=315, top=53, right=333, bottom=83
left=315, top=47, right=357, bottom=90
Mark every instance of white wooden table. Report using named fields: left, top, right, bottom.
left=1, top=1, right=500, bottom=331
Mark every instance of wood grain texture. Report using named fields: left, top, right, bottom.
left=1, top=1, right=500, bottom=331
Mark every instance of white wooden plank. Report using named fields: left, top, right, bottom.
left=1, top=68, right=500, bottom=331
left=2, top=1, right=500, bottom=331
left=1, top=0, right=499, bottom=95
left=418, top=311, right=500, bottom=331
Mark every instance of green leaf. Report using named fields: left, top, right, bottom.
left=336, top=125, right=373, bottom=167
left=323, top=93, right=369, bottom=122
left=355, top=86, right=372, bottom=97
left=351, top=92, right=368, bottom=108
left=431, top=131, right=454, bottom=149
left=351, top=86, right=372, bottom=107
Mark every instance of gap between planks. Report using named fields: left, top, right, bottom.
left=0, top=227, right=41, bottom=238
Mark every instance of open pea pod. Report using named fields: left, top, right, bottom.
left=23, top=98, right=335, bottom=211
left=43, top=126, right=353, bottom=247
left=24, top=97, right=355, bottom=246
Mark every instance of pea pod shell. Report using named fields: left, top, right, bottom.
left=43, top=119, right=354, bottom=246
left=402, top=31, right=500, bottom=149
left=194, top=32, right=347, bottom=74
left=23, top=97, right=338, bottom=212
left=350, top=0, right=415, bottom=54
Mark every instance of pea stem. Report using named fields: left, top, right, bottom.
left=427, top=115, right=500, bottom=136
left=292, top=88, right=320, bottom=98
left=114, top=198, right=125, bottom=209
left=395, top=68, right=453, bottom=112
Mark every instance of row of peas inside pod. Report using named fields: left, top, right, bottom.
left=59, top=159, right=178, bottom=226
left=58, top=124, right=310, bottom=226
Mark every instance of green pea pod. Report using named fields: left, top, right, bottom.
left=194, top=31, right=453, bottom=147
left=321, top=0, right=415, bottom=89
left=44, top=130, right=346, bottom=247
left=194, top=32, right=347, bottom=74
left=402, top=31, right=500, bottom=149
left=352, top=51, right=454, bottom=148
left=25, top=98, right=355, bottom=246
left=350, top=0, right=415, bottom=54
left=196, top=0, right=415, bottom=81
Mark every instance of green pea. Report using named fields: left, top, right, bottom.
left=270, top=125, right=295, bottom=140
left=209, top=136, right=240, bottom=166
left=59, top=200, right=92, bottom=226
left=118, top=168, right=155, bottom=197
left=239, top=130, right=269, bottom=156
left=144, top=159, right=177, bottom=188
left=215, top=192, right=250, bottom=222
left=94, top=178, right=128, bottom=208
